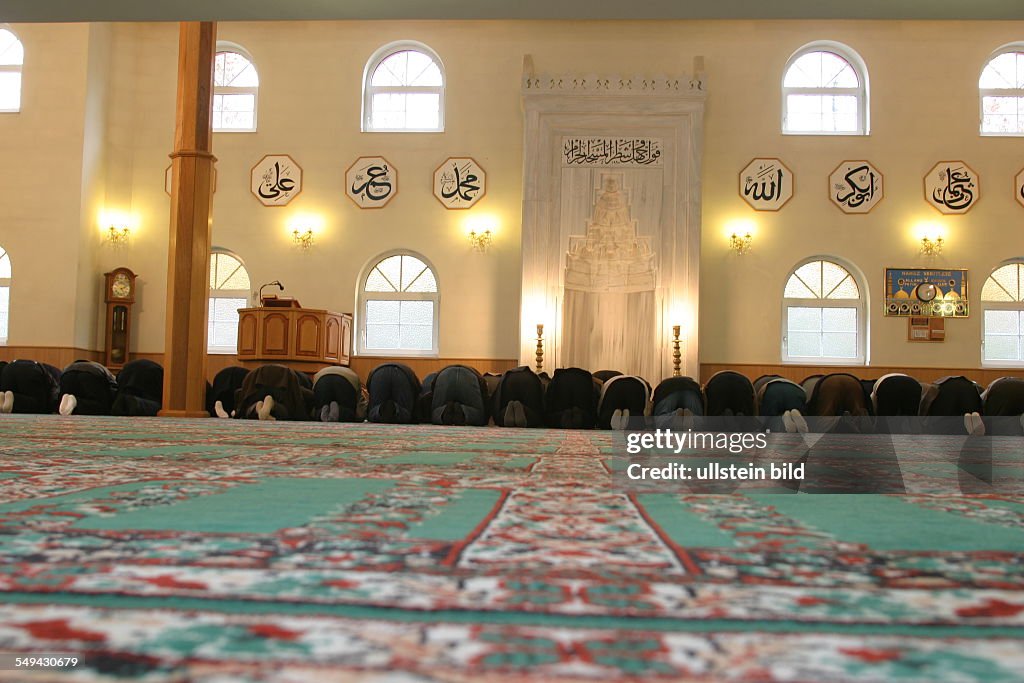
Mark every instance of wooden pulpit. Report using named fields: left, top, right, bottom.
left=236, top=303, right=352, bottom=369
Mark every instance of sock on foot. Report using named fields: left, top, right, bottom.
left=59, top=394, right=77, bottom=416
left=214, top=400, right=229, bottom=419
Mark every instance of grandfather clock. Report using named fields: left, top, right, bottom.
left=103, top=268, right=137, bottom=370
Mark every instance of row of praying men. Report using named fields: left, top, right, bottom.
left=3, top=359, right=1023, bottom=434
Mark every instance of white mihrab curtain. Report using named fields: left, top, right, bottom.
left=519, top=60, right=706, bottom=383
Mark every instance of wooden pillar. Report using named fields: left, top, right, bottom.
left=160, top=22, right=217, bottom=417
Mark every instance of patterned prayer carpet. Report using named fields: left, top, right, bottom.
left=0, top=415, right=1021, bottom=682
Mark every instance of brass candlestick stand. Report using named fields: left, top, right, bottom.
left=535, top=324, right=544, bottom=373
left=672, top=325, right=682, bottom=377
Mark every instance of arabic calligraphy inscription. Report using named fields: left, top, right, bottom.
left=924, top=161, right=978, bottom=215
left=250, top=154, right=302, bottom=207
left=433, top=157, right=486, bottom=210
left=345, top=156, right=397, bottom=209
left=829, top=160, right=883, bottom=214
left=561, top=137, right=663, bottom=167
left=739, top=158, right=794, bottom=211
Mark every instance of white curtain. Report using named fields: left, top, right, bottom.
left=562, top=288, right=658, bottom=382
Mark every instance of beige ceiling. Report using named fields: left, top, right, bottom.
left=3, top=0, right=1024, bottom=22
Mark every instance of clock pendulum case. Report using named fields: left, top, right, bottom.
left=103, top=268, right=137, bottom=369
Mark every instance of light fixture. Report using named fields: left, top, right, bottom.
left=671, top=325, right=682, bottom=377
left=469, top=229, right=493, bottom=253
left=292, top=228, right=315, bottom=250
left=465, top=214, right=498, bottom=253
left=729, top=232, right=753, bottom=255
left=106, top=225, right=131, bottom=247
left=535, top=323, right=544, bottom=373
left=920, top=236, right=944, bottom=257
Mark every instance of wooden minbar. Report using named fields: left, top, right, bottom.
left=237, top=300, right=352, bottom=370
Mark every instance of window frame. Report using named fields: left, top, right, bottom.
left=979, top=43, right=1024, bottom=137
left=213, top=41, right=259, bottom=133
left=0, top=25, right=24, bottom=114
left=207, top=248, right=251, bottom=354
left=780, top=256, right=868, bottom=365
left=0, top=246, right=10, bottom=345
left=781, top=41, right=869, bottom=136
left=356, top=249, right=440, bottom=357
left=980, top=259, right=1024, bottom=367
left=361, top=41, right=445, bottom=133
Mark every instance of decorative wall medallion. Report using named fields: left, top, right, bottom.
left=250, top=154, right=302, bottom=206
left=739, top=158, right=793, bottom=211
left=433, top=157, right=486, bottom=209
left=165, top=165, right=216, bottom=196
left=345, top=156, right=397, bottom=209
left=1016, top=167, right=1024, bottom=210
left=829, top=160, right=882, bottom=213
left=924, top=161, right=978, bottom=214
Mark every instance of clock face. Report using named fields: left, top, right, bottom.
left=112, top=273, right=132, bottom=299
left=916, top=283, right=938, bottom=302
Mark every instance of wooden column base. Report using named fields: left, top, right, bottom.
left=158, top=409, right=211, bottom=418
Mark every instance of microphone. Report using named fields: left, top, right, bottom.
left=259, top=280, right=284, bottom=303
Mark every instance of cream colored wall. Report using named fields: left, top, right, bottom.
left=6, top=19, right=1024, bottom=369
left=77, top=23, right=111, bottom=350
left=0, top=23, right=95, bottom=349
left=698, top=20, right=1024, bottom=368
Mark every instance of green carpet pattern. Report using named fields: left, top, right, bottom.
left=0, top=416, right=1022, bottom=682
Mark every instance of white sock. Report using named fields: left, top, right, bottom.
left=967, top=412, right=985, bottom=437
left=59, top=394, right=77, bottom=416
left=782, top=410, right=796, bottom=433
left=214, top=400, right=229, bottom=419
left=791, top=409, right=809, bottom=434
left=257, top=396, right=275, bottom=421
left=1, top=390, right=13, bottom=414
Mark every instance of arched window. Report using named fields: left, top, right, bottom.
left=358, top=251, right=439, bottom=355
left=0, top=27, right=24, bottom=113
left=213, top=43, right=259, bottom=132
left=980, top=45, right=1024, bottom=135
left=208, top=250, right=250, bottom=353
left=0, top=246, right=10, bottom=344
left=981, top=260, right=1024, bottom=364
left=362, top=42, right=444, bottom=132
left=782, top=257, right=867, bottom=363
left=782, top=42, right=868, bottom=135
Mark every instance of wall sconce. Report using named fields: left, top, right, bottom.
left=920, top=236, right=944, bottom=257
left=465, top=214, right=498, bottom=253
left=468, top=229, right=493, bottom=253
left=535, top=323, right=544, bottom=373
left=106, top=225, right=131, bottom=247
left=292, top=229, right=315, bottom=250
left=671, top=325, right=682, bottom=377
left=729, top=232, right=753, bottom=255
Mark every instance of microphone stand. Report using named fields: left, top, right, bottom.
left=258, top=281, right=284, bottom=305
